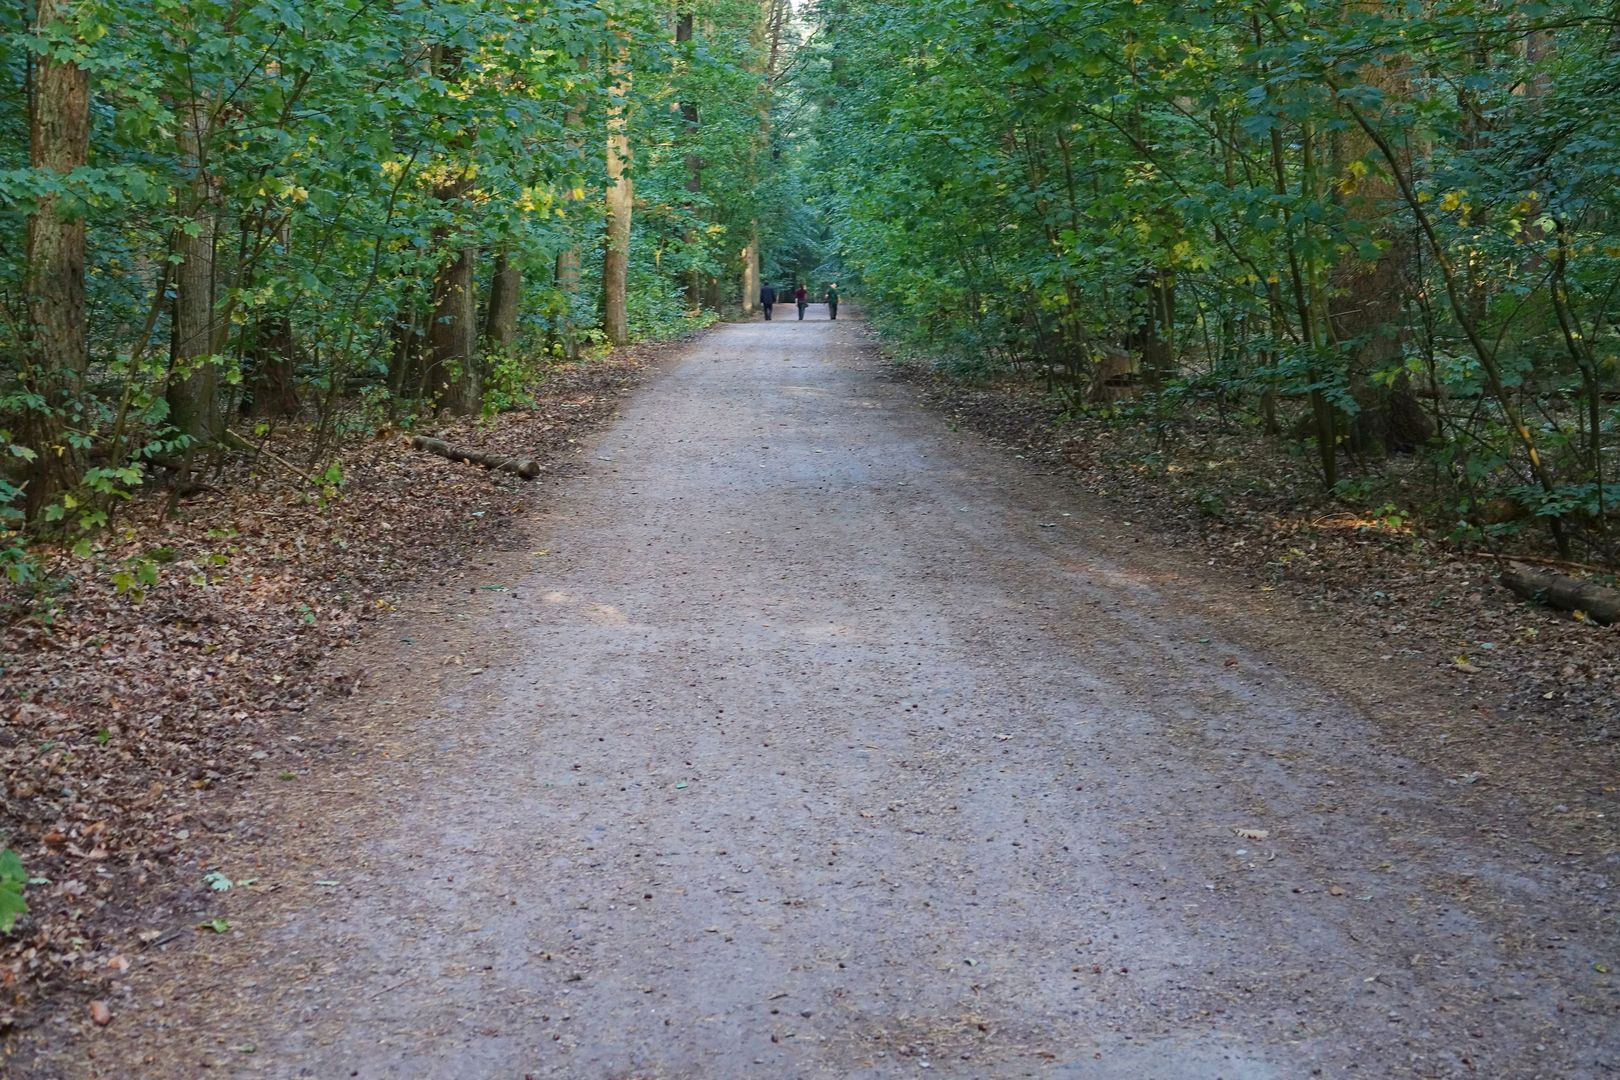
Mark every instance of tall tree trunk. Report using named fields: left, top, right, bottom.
left=426, top=44, right=481, bottom=415
left=1330, top=2, right=1433, bottom=456
left=555, top=55, right=589, bottom=362
left=21, top=0, right=90, bottom=520
left=677, top=11, right=703, bottom=312
left=484, top=249, right=522, bottom=349
left=739, top=0, right=786, bottom=315
left=167, top=96, right=223, bottom=446
left=741, top=230, right=760, bottom=316
left=430, top=243, right=481, bottom=414
left=602, top=36, right=634, bottom=347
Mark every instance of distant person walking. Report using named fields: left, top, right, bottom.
left=825, top=283, right=840, bottom=321
left=760, top=283, right=776, bottom=320
left=795, top=283, right=808, bottom=321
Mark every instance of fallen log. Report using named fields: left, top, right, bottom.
left=410, top=436, right=542, bottom=480
left=1500, top=562, right=1620, bottom=625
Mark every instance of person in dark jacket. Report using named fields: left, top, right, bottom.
left=795, top=283, right=809, bottom=320
left=760, top=283, right=776, bottom=320
left=825, top=283, right=840, bottom=321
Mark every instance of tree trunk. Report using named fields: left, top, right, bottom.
left=555, top=55, right=588, bottom=362
left=21, top=0, right=90, bottom=520
left=429, top=243, right=481, bottom=415
left=1330, top=4, right=1432, bottom=456
left=602, top=38, right=634, bottom=347
left=484, top=249, right=522, bottom=349
left=741, top=231, right=760, bottom=315
left=167, top=97, right=223, bottom=446
left=410, top=436, right=541, bottom=480
left=1501, top=564, right=1620, bottom=625
left=388, top=304, right=427, bottom=404
left=677, top=11, right=703, bottom=312
left=247, top=313, right=300, bottom=418
left=247, top=220, right=299, bottom=418
left=426, top=44, right=481, bottom=415
left=1131, top=268, right=1175, bottom=388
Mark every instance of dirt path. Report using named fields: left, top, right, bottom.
left=46, top=314, right=1616, bottom=1079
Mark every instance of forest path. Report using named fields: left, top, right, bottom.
left=65, top=314, right=1614, bottom=1079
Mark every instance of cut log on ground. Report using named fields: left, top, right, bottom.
left=1500, top=562, right=1620, bottom=625
left=410, top=436, right=542, bottom=480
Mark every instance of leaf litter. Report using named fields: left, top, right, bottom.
left=0, top=348, right=664, bottom=1040
left=891, top=358, right=1619, bottom=852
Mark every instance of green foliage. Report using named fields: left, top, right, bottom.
left=3, top=0, right=789, bottom=576
left=0, top=848, right=28, bottom=934
left=798, top=0, right=1619, bottom=557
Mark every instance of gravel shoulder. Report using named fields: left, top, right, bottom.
left=31, top=315, right=1619, bottom=1079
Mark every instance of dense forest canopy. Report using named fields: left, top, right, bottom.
left=804, top=0, right=1620, bottom=560
left=3, top=0, right=1618, bottom=581
left=1, top=0, right=811, bottom=577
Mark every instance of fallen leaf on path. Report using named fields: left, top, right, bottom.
left=1232, top=827, right=1270, bottom=841
left=88, top=1000, right=111, bottom=1027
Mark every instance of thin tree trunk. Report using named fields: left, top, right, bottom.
left=740, top=0, right=786, bottom=315
left=602, top=34, right=634, bottom=347
left=555, top=55, right=588, bottom=361
left=426, top=45, right=481, bottom=415
left=742, top=230, right=760, bottom=316
left=248, top=220, right=299, bottom=418
left=484, top=249, right=522, bottom=349
left=167, top=96, right=223, bottom=445
left=1330, top=3, right=1432, bottom=455
left=677, top=11, right=703, bottom=312
left=21, top=0, right=90, bottom=519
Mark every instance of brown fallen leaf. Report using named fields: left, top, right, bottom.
left=1232, top=827, right=1270, bottom=841
left=1329, top=885, right=1347, bottom=897
left=89, top=1000, right=111, bottom=1026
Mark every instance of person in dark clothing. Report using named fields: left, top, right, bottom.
left=825, top=283, right=840, bottom=321
left=795, top=283, right=808, bottom=320
left=760, top=283, right=776, bottom=320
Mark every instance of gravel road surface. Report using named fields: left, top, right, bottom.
left=55, top=314, right=1618, bottom=1079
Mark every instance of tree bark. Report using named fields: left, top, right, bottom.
left=247, top=220, right=299, bottom=418
left=677, top=11, right=704, bottom=312
left=429, top=243, right=481, bottom=415
left=21, top=0, right=90, bottom=519
left=167, top=96, right=224, bottom=445
left=602, top=37, right=634, bottom=347
left=247, top=313, right=300, bottom=418
left=1330, top=2, right=1433, bottom=456
left=484, top=249, right=522, bottom=349
left=426, top=44, right=481, bottom=415
left=1501, top=564, right=1620, bottom=625
left=554, top=55, right=589, bottom=362
left=410, top=436, right=541, bottom=480
left=741, top=231, right=760, bottom=316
